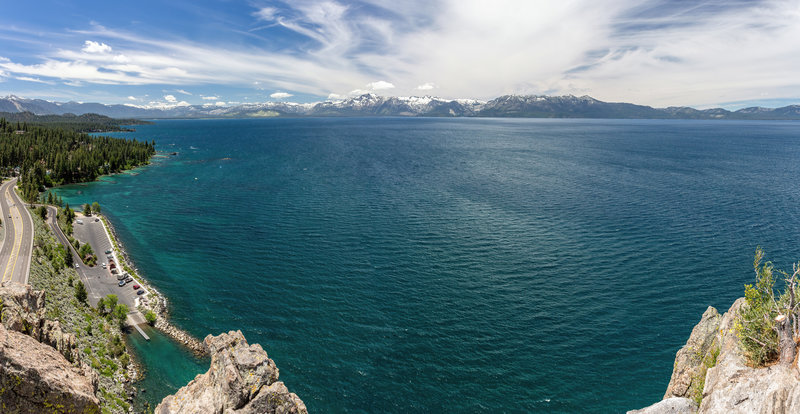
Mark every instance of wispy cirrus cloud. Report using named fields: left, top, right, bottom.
left=16, top=76, right=54, bottom=84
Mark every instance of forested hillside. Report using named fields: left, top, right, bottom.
left=0, top=111, right=149, bottom=132
left=0, top=117, right=155, bottom=201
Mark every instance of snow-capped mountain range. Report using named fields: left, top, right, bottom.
left=1, top=94, right=799, bottom=120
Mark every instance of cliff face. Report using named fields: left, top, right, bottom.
left=632, top=298, right=800, bottom=414
left=0, top=284, right=79, bottom=363
left=0, top=323, right=100, bottom=413
left=156, top=330, right=307, bottom=414
left=0, top=285, right=100, bottom=413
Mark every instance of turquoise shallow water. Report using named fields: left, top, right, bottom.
left=58, top=118, right=800, bottom=412
left=124, top=325, right=207, bottom=411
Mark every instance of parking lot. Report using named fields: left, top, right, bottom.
left=72, top=214, right=144, bottom=310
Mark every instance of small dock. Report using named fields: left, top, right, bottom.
left=125, top=312, right=150, bottom=341
left=134, top=324, right=150, bottom=341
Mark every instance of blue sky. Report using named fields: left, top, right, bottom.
left=1, top=0, right=799, bottom=109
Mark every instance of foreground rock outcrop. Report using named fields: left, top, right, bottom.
left=156, top=330, right=307, bottom=414
left=0, top=283, right=79, bottom=363
left=628, top=397, right=698, bottom=414
left=1, top=285, right=306, bottom=413
left=0, top=324, right=100, bottom=413
left=632, top=297, right=800, bottom=413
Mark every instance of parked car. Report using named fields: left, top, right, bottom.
left=102, top=263, right=107, bottom=269
left=76, top=219, right=83, bottom=224
left=75, top=263, right=79, bottom=268
left=117, top=274, right=126, bottom=280
left=137, top=289, right=145, bottom=295
left=105, top=250, right=112, bottom=254
left=132, top=284, right=140, bottom=290
left=118, top=280, right=126, bottom=287
left=124, top=276, right=133, bottom=283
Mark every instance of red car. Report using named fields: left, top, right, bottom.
left=132, top=284, right=140, bottom=290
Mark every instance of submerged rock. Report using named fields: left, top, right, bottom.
left=156, top=330, right=307, bottom=414
left=0, top=323, right=100, bottom=413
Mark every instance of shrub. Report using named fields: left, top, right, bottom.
left=735, top=248, right=800, bottom=366
left=144, top=310, right=157, bottom=326
left=74, top=281, right=87, bottom=303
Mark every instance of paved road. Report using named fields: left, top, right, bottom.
left=45, top=206, right=142, bottom=311
left=0, top=178, right=33, bottom=286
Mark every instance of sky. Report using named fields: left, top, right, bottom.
left=0, top=0, right=799, bottom=109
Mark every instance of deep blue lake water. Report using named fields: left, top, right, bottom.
left=57, top=117, right=800, bottom=412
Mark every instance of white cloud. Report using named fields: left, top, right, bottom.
left=366, top=80, right=394, bottom=90
left=270, top=91, right=293, bottom=99
left=164, top=94, right=177, bottom=102
left=327, top=93, right=343, bottom=100
left=175, top=89, right=192, bottom=95
left=215, top=101, right=226, bottom=106
left=416, top=82, right=435, bottom=90
left=16, top=76, right=54, bottom=84
left=201, top=96, right=219, bottom=100
left=127, top=96, right=137, bottom=100
left=82, top=40, right=112, bottom=54
left=253, top=7, right=279, bottom=21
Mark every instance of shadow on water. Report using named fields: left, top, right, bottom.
left=126, top=325, right=208, bottom=412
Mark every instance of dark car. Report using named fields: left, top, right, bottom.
left=132, top=284, right=140, bottom=290
left=137, top=289, right=145, bottom=295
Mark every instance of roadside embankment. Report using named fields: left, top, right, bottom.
left=15, top=212, right=136, bottom=413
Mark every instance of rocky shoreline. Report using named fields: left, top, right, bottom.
left=91, top=214, right=307, bottom=413
left=100, top=216, right=206, bottom=356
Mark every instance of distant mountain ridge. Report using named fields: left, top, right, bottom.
left=2, top=94, right=799, bottom=120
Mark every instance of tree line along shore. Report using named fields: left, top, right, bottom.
left=0, top=114, right=155, bottom=202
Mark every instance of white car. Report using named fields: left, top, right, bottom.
left=75, top=263, right=79, bottom=268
